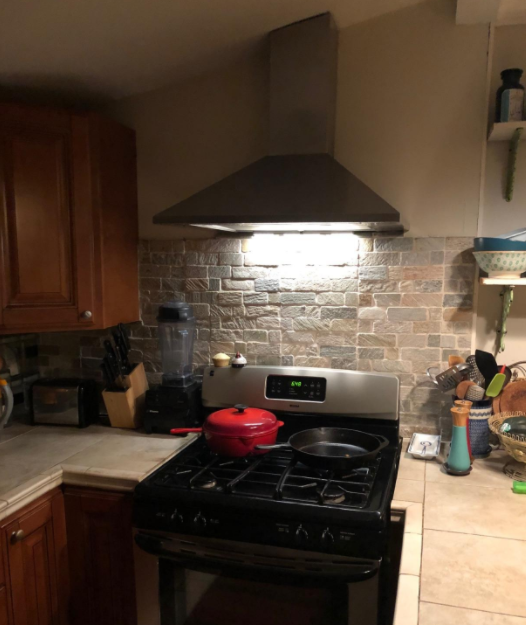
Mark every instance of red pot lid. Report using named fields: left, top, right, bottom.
left=205, top=404, right=280, bottom=438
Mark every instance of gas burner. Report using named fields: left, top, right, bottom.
left=193, top=474, right=217, bottom=490
left=321, top=489, right=346, bottom=505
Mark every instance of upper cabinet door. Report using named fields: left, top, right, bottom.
left=0, top=104, right=96, bottom=332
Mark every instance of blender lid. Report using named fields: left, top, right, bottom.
left=157, top=300, right=195, bottom=322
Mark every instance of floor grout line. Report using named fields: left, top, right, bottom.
left=421, top=599, right=526, bottom=620
left=423, top=527, right=526, bottom=543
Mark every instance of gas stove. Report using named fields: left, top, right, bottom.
left=134, top=366, right=401, bottom=625
left=134, top=367, right=401, bottom=556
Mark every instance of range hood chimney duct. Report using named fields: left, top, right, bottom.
left=154, top=13, right=403, bottom=234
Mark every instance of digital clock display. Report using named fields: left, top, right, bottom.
left=266, top=375, right=326, bottom=402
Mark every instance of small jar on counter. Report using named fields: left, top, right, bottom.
left=496, top=68, right=525, bottom=122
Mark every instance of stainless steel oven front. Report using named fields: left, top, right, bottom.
left=134, top=530, right=382, bottom=625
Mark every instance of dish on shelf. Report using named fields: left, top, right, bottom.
left=474, top=237, right=526, bottom=252
left=473, top=251, right=526, bottom=278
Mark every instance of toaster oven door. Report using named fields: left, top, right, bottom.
left=33, top=385, right=81, bottom=425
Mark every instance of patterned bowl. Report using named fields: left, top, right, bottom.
left=473, top=251, right=526, bottom=278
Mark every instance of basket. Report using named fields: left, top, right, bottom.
left=489, top=412, right=526, bottom=464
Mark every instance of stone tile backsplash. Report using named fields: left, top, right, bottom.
left=38, top=235, right=476, bottom=438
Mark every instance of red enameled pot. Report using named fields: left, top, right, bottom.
left=170, top=404, right=284, bottom=457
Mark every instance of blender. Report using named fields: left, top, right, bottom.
left=157, top=300, right=196, bottom=387
left=144, top=300, right=202, bottom=433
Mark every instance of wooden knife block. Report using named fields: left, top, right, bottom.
left=102, top=362, right=149, bottom=429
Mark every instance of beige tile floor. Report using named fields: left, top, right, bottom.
left=395, top=444, right=526, bottom=624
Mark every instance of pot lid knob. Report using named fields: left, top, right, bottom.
left=234, top=404, right=248, bottom=413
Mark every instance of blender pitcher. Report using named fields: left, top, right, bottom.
left=157, top=301, right=196, bottom=387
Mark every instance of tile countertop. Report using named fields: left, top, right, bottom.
left=0, top=423, right=198, bottom=521
left=392, top=442, right=526, bottom=625
left=1, top=426, right=525, bottom=625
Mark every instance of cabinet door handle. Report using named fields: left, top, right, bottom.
left=80, top=310, right=93, bottom=320
left=10, top=529, right=25, bottom=544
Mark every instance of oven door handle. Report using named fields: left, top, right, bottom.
left=135, top=532, right=379, bottom=586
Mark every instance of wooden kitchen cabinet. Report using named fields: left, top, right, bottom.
left=64, top=487, right=137, bottom=625
left=0, top=488, right=69, bottom=625
left=0, top=102, right=139, bottom=334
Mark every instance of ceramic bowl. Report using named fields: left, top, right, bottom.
left=473, top=251, right=526, bottom=278
left=474, top=237, right=526, bottom=252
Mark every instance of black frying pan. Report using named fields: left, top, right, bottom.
left=256, top=427, right=389, bottom=472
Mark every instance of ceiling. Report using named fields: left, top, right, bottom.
left=0, top=0, right=426, bottom=104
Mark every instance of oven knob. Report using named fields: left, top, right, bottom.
left=295, top=525, right=309, bottom=546
left=193, top=512, right=207, bottom=531
left=170, top=510, right=184, bottom=526
left=321, top=528, right=335, bottom=549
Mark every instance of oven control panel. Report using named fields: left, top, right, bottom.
left=265, top=375, right=327, bottom=402
left=135, top=502, right=385, bottom=559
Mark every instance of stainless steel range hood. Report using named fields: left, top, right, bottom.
left=154, top=13, right=403, bottom=234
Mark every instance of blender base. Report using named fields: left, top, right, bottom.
left=144, top=381, right=202, bottom=434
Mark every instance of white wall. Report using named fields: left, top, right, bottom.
left=475, top=25, right=526, bottom=363
left=107, top=50, right=268, bottom=239
left=335, top=0, right=489, bottom=236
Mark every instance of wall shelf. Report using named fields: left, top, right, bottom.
left=488, top=121, right=526, bottom=142
left=480, top=277, right=526, bottom=286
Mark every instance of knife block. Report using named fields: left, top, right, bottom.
left=102, top=362, right=149, bottom=429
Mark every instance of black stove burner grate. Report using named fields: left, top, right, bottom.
left=153, top=444, right=381, bottom=509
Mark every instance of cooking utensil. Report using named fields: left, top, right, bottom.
left=465, top=384, right=485, bottom=401
left=256, top=427, right=389, bottom=472
left=500, top=380, right=526, bottom=413
left=466, top=355, right=486, bottom=387
left=435, top=363, right=469, bottom=393
left=486, top=366, right=507, bottom=398
left=426, top=366, right=440, bottom=388
left=101, top=356, right=124, bottom=391
left=455, top=380, right=475, bottom=400
left=104, top=340, right=123, bottom=380
left=171, top=404, right=284, bottom=457
left=475, top=350, right=499, bottom=386
left=112, top=330, right=131, bottom=374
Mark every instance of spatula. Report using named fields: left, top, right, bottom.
left=475, top=350, right=499, bottom=387
left=486, top=366, right=507, bottom=398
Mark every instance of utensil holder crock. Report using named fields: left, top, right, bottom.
left=468, top=401, right=492, bottom=458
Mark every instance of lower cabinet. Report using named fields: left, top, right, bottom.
left=64, top=488, right=137, bottom=625
left=0, top=487, right=138, bottom=625
left=0, top=489, right=69, bottom=625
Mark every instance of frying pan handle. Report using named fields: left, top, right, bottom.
left=170, top=428, right=203, bottom=436
left=254, top=443, right=291, bottom=450
left=374, top=435, right=390, bottom=452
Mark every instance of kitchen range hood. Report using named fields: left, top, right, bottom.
left=154, top=13, right=403, bottom=234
